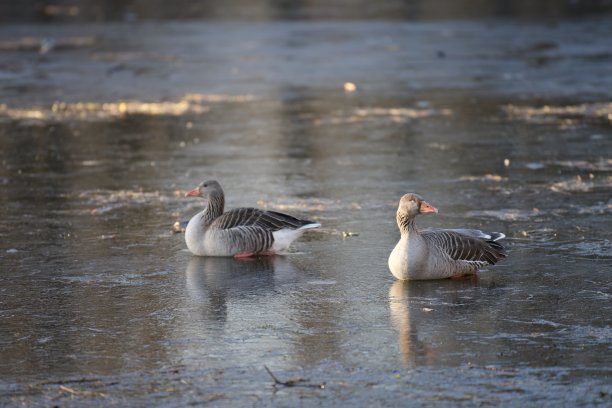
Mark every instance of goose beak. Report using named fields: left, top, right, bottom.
left=185, top=188, right=201, bottom=197
left=420, top=201, right=438, bottom=214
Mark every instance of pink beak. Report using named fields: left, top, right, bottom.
left=420, top=201, right=438, bottom=214
left=185, top=187, right=201, bottom=197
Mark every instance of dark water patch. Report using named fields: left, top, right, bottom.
left=4, top=0, right=612, bottom=22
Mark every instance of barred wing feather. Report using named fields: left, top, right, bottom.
left=211, top=208, right=316, bottom=231
left=421, top=229, right=506, bottom=265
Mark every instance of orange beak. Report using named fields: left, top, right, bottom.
left=185, top=187, right=201, bottom=197
left=419, top=201, right=438, bottom=214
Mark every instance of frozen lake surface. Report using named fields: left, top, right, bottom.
left=1, top=18, right=611, bottom=406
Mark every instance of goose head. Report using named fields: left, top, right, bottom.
left=185, top=180, right=224, bottom=198
left=397, top=193, right=438, bottom=220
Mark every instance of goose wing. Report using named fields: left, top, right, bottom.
left=421, top=229, right=506, bottom=265
left=211, top=208, right=316, bottom=231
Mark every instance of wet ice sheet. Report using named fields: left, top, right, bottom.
left=1, top=19, right=612, bottom=107
left=1, top=18, right=612, bottom=407
left=0, top=94, right=256, bottom=123
left=2, top=364, right=609, bottom=406
left=503, top=102, right=612, bottom=125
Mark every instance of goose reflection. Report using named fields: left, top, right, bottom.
left=185, top=256, right=296, bottom=323
left=388, top=277, right=480, bottom=367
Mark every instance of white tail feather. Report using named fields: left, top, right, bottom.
left=272, top=224, right=320, bottom=252
left=492, top=232, right=505, bottom=241
left=299, top=223, right=321, bottom=230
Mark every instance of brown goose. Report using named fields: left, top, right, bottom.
left=184, top=180, right=320, bottom=257
left=388, top=193, right=506, bottom=280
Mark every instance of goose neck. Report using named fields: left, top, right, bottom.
left=203, top=191, right=225, bottom=222
left=397, top=213, right=418, bottom=235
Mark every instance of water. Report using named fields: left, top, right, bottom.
left=1, top=17, right=611, bottom=406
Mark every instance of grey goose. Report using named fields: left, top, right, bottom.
left=388, top=193, right=506, bottom=280
left=185, top=180, right=320, bottom=257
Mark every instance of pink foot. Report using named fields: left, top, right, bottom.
left=233, top=250, right=276, bottom=259
left=450, top=272, right=479, bottom=282
left=234, top=252, right=256, bottom=258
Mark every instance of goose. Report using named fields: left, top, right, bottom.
left=388, top=193, right=506, bottom=280
left=184, top=180, right=320, bottom=257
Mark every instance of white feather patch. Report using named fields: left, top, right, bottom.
left=272, top=223, right=320, bottom=252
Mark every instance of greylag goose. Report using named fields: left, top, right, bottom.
left=184, top=180, right=320, bottom=257
left=388, top=193, right=506, bottom=280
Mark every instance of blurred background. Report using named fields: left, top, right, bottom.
left=2, top=0, right=612, bottom=21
